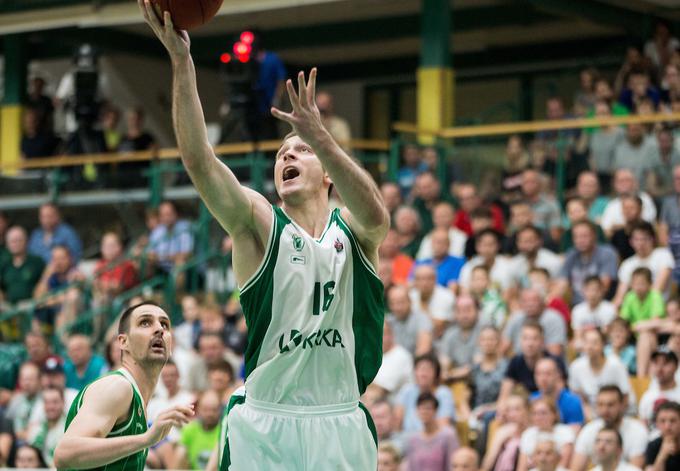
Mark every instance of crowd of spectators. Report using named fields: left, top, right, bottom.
left=4, top=21, right=680, bottom=471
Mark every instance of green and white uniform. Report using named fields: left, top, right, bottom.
left=60, top=368, right=148, bottom=471
left=218, top=206, right=384, bottom=470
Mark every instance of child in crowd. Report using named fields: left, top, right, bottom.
left=571, top=275, right=617, bottom=351
left=620, top=267, right=665, bottom=327
left=528, top=268, right=571, bottom=324
left=605, top=317, right=637, bottom=375
left=469, top=265, right=507, bottom=328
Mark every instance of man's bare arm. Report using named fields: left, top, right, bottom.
left=271, top=70, right=389, bottom=253
left=139, top=0, right=270, bottom=241
left=54, top=376, right=192, bottom=470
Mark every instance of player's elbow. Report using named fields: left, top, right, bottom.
left=53, top=443, right=70, bottom=469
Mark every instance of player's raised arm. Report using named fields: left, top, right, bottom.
left=53, top=376, right=192, bottom=469
left=138, top=0, right=270, bottom=239
left=271, top=69, right=390, bottom=254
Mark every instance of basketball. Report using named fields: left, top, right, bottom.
left=151, top=0, right=223, bottom=30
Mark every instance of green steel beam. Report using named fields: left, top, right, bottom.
left=2, top=34, right=27, bottom=104
left=420, top=0, right=451, bottom=67
left=302, top=35, right=627, bottom=82
left=0, top=0, right=128, bottom=14
left=526, top=0, right=664, bottom=38
left=190, top=4, right=559, bottom=61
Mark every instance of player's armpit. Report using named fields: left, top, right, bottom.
left=339, top=207, right=388, bottom=268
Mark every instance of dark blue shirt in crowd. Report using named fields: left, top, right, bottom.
left=504, top=351, right=568, bottom=394
left=256, top=51, right=287, bottom=116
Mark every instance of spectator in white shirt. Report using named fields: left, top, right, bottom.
left=571, top=385, right=648, bottom=471
left=639, top=348, right=680, bottom=427
left=409, top=264, right=455, bottom=339
left=459, top=229, right=516, bottom=293
left=417, top=202, right=468, bottom=259
left=569, top=329, right=634, bottom=418
left=600, top=169, right=657, bottom=236
left=517, top=398, right=575, bottom=471
left=591, top=427, right=642, bottom=471
left=571, top=275, right=617, bottom=351
left=613, top=222, right=674, bottom=306
left=529, top=436, right=570, bottom=471
left=373, top=320, right=414, bottom=397
left=512, top=225, right=563, bottom=287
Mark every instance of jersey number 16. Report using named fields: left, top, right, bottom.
left=312, top=281, right=336, bottom=315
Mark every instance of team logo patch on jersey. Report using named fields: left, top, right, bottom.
left=292, top=234, right=305, bottom=252
left=334, top=238, right=344, bottom=252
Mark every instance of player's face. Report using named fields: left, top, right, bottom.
left=122, top=305, right=172, bottom=366
left=274, top=135, right=330, bottom=203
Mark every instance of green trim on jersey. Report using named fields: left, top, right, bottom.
left=240, top=205, right=290, bottom=378
left=60, top=369, right=148, bottom=471
left=358, top=402, right=378, bottom=446
left=218, top=392, right=246, bottom=471
left=335, top=214, right=385, bottom=394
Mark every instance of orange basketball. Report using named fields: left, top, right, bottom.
left=152, top=0, right=223, bottom=31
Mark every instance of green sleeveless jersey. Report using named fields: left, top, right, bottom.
left=61, top=368, right=148, bottom=471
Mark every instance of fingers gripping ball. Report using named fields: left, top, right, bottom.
left=151, top=0, right=223, bottom=31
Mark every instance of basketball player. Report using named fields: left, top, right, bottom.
left=53, top=302, right=194, bottom=471
left=139, top=1, right=389, bottom=468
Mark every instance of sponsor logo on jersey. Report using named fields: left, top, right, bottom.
left=277, top=328, right=346, bottom=354
left=334, top=238, right=344, bottom=252
left=290, top=254, right=306, bottom=265
left=292, top=234, right=305, bottom=252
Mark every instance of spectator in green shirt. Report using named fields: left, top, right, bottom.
left=0, top=226, right=45, bottom=304
left=0, top=226, right=46, bottom=341
left=174, top=389, right=221, bottom=470
left=620, top=267, right=665, bottom=327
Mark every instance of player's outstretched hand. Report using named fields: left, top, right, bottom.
left=143, top=404, right=194, bottom=447
left=271, top=69, right=327, bottom=145
left=138, top=0, right=190, bottom=61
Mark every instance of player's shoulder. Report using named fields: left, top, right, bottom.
left=82, top=373, right=134, bottom=407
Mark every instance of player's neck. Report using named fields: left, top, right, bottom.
left=282, top=199, right=331, bottom=239
left=120, top=360, right=161, bottom=405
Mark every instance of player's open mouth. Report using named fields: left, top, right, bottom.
left=150, top=338, right=165, bottom=352
left=282, top=166, right=300, bottom=182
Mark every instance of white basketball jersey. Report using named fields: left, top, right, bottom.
left=239, top=205, right=384, bottom=406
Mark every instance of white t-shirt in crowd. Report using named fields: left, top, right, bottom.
left=458, top=255, right=516, bottom=291
left=511, top=248, right=564, bottom=282
left=591, top=462, right=642, bottom=471
left=574, top=417, right=648, bottom=460
left=372, top=344, right=414, bottom=394
left=520, top=424, right=576, bottom=456
left=571, top=300, right=617, bottom=330
left=409, top=285, right=455, bottom=321
left=639, top=382, right=680, bottom=423
left=147, top=389, right=196, bottom=442
left=416, top=228, right=468, bottom=260
left=600, top=193, right=657, bottom=233
left=568, top=355, right=634, bottom=408
left=618, top=248, right=675, bottom=297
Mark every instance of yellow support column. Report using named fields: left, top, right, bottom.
left=417, top=0, right=453, bottom=144
left=0, top=105, right=23, bottom=174
left=417, top=67, right=454, bottom=143
left=1, top=34, right=28, bottom=175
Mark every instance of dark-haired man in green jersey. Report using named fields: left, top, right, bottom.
left=54, top=301, right=194, bottom=471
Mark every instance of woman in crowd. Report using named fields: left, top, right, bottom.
left=516, top=398, right=575, bottom=471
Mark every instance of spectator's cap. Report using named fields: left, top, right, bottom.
left=651, top=345, right=678, bottom=364
left=42, top=357, right=64, bottom=375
